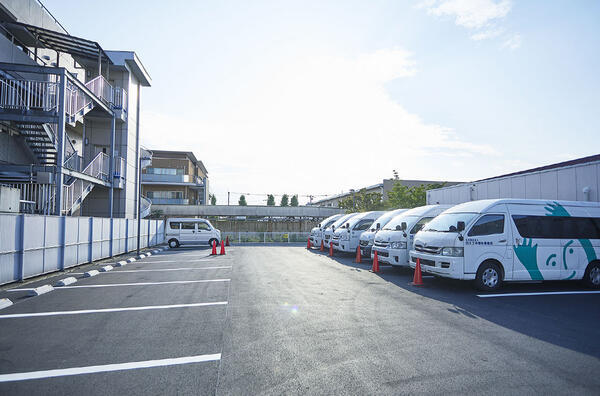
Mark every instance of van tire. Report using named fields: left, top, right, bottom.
left=583, top=261, right=600, bottom=289
left=168, top=239, right=179, bottom=248
left=475, top=260, right=503, bottom=291
left=208, top=238, right=218, bottom=247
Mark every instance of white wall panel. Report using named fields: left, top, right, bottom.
left=0, top=214, right=20, bottom=284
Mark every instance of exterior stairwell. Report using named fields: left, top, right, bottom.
left=62, top=152, right=110, bottom=215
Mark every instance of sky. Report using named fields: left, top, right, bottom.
left=44, top=0, right=600, bottom=205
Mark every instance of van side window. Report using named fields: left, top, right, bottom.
left=197, top=222, right=210, bottom=231
left=512, top=215, right=600, bottom=239
left=169, top=222, right=181, bottom=230
left=411, top=217, right=433, bottom=234
left=468, top=214, right=505, bottom=236
left=181, top=222, right=195, bottom=230
left=354, top=221, right=372, bottom=231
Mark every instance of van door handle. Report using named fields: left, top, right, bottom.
left=498, top=239, right=506, bottom=243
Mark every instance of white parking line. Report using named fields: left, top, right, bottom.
left=0, top=301, right=228, bottom=319
left=477, top=291, right=600, bottom=298
left=101, top=267, right=232, bottom=273
left=0, top=353, right=221, bottom=382
left=57, top=279, right=231, bottom=289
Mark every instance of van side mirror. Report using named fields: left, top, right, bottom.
left=332, top=225, right=335, bottom=231
left=346, top=223, right=350, bottom=228
left=376, top=223, right=380, bottom=229
left=457, top=221, right=465, bottom=232
left=401, top=222, right=407, bottom=231
left=395, top=225, right=401, bottom=231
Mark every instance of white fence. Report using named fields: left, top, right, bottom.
left=0, top=214, right=165, bottom=285
left=220, top=232, right=310, bottom=243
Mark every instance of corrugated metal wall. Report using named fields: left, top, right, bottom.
left=427, top=162, right=600, bottom=205
left=0, top=214, right=165, bottom=285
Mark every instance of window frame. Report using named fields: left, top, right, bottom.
left=467, top=214, right=506, bottom=237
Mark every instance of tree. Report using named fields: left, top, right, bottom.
left=266, top=194, right=275, bottom=206
left=238, top=195, right=247, bottom=206
left=290, top=195, right=299, bottom=207
left=209, top=194, right=217, bottom=205
left=338, top=188, right=383, bottom=213
left=385, top=181, right=446, bottom=209
left=280, top=194, right=289, bottom=206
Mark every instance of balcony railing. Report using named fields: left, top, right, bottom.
left=113, top=87, right=128, bottom=114
left=0, top=78, right=58, bottom=112
left=147, top=198, right=189, bottom=205
left=0, top=74, right=128, bottom=122
left=85, top=75, right=113, bottom=105
left=142, top=174, right=205, bottom=185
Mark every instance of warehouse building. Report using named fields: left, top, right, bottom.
left=427, top=154, right=600, bottom=205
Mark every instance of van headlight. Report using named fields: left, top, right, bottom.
left=441, top=247, right=464, bottom=257
left=390, top=241, right=407, bottom=249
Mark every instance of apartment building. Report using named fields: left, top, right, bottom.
left=141, top=150, right=208, bottom=206
left=0, top=0, right=151, bottom=218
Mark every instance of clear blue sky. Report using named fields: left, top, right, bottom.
left=44, top=0, right=600, bottom=204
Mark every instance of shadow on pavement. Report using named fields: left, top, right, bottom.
left=307, top=246, right=600, bottom=360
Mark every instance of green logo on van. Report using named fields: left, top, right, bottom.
left=513, top=202, right=597, bottom=281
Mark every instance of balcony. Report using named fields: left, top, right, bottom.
left=142, top=173, right=205, bottom=186
left=148, top=198, right=189, bottom=205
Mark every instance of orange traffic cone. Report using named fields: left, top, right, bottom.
left=412, top=258, right=424, bottom=286
left=211, top=240, right=217, bottom=255
left=372, top=250, right=380, bottom=272
left=320, top=240, right=324, bottom=251
left=307, top=238, right=311, bottom=249
left=219, top=240, right=226, bottom=255
left=355, top=246, right=362, bottom=263
left=225, top=236, right=230, bottom=246
left=328, top=242, right=334, bottom=257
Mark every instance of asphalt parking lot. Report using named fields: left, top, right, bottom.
left=0, top=245, right=599, bottom=395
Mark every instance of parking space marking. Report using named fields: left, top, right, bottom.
left=57, top=279, right=231, bottom=289
left=0, top=301, right=228, bottom=319
left=102, top=266, right=232, bottom=273
left=0, top=353, right=221, bottom=383
left=477, top=291, right=600, bottom=298
left=8, top=279, right=230, bottom=292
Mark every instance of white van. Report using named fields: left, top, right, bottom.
left=409, top=199, right=600, bottom=291
left=309, top=214, right=343, bottom=247
left=333, top=211, right=385, bottom=253
left=358, top=209, right=408, bottom=258
left=323, top=213, right=356, bottom=249
left=373, top=205, right=451, bottom=267
left=165, top=218, right=221, bottom=248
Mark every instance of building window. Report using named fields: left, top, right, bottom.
left=146, top=167, right=184, bottom=175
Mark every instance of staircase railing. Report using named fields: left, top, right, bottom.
left=113, top=87, right=128, bottom=114
left=85, top=75, right=113, bottom=105
left=62, top=152, right=110, bottom=214
left=65, top=80, right=92, bottom=122
left=140, top=196, right=152, bottom=218
left=0, top=78, right=58, bottom=112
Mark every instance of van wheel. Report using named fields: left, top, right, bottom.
left=475, top=261, right=503, bottom=291
left=583, top=262, right=600, bottom=289
left=168, top=239, right=179, bottom=248
left=208, top=238, right=218, bottom=247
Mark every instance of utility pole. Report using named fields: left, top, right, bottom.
left=228, top=191, right=230, bottom=205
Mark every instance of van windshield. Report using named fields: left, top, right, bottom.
left=423, top=213, right=478, bottom=232
left=383, top=215, right=418, bottom=231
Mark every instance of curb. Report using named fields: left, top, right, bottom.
left=84, top=270, right=100, bottom=278
left=29, top=285, right=54, bottom=296
left=0, top=298, right=13, bottom=310
left=100, top=265, right=113, bottom=272
left=115, top=260, right=127, bottom=267
left=56, top=277, right=77, bottom=287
